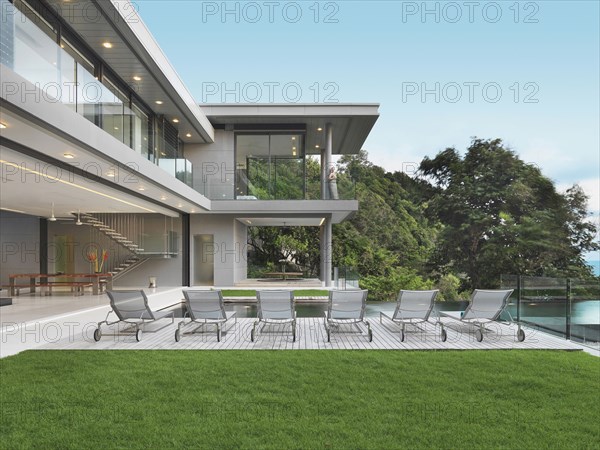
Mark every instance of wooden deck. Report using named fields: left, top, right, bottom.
left=41, top=317, right=585, bottom=352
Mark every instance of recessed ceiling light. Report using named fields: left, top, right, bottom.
left=191, top=209, right=196, bottom=213
left=315, top=145, right=320, bottom=149
left=185, top=133, right=192, bottom=138
left=114, top=127, right=119, bottom=130
left=160, top=196, right=167, bottom=201
left=177, top=204, right=183, bottom=208
left=292, top=151, right=297, bottom=156
left=292, top=147, right=296, bottom=150
left=102, top=42, right=113, bottom=49
left=155, top=100, right=163, bottom=105
left=173, top=119, right=179, bottom=123
left=292, top=137, right=296, bottom=140
left=106, top=171, right=115, bottom=178
left=63, top=152, right=75, bottom=159
left=133, top=76, right=142, bottom=81
left=0, top=123, right=6, bottom=129
left=138, top=187, right=145, bottom=191
left=317, top=127, right=323, bottom=131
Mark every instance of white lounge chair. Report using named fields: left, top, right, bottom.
left=95, top=290, right=175, bottom=342
left=324, top=290, right=372, bottom=342
left=438, top=289, right=523, bottom=342
left=251, top=290, right=296, bottom=342
left=379, top=289, right=439, bottom=341
left=175, top=290, right=237, bottom=342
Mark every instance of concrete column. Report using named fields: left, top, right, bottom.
left=320, top=215, right=332, bottom=287
left=325, top=123, right=333, bottom=200
left=320, top=149, right=327, bottom=200
left=319, top=224, right=325, bottom=283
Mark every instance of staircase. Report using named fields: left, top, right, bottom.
left=75, top=213, right=148, bottom=279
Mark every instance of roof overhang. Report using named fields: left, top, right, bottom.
left=211, top=200, right=359, bottom=225
left=201, top=104, right=380, bottom=155
left=43, top=0, right=214, bottom=144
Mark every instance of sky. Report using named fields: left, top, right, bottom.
left=134, top=0, right=600, bottom=260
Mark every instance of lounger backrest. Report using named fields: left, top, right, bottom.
left=393, top=289, right=438, bottom=320
left=256, top=290, right=294, bottom=320
left=328, top=290, right=368, bottom=320
left=183, top=290, right=226, bottom=321
left=462, top=289, right=514, bottom=321
left=106, top=290, right=152, bottom=320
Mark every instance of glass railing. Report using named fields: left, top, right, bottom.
left=1, top=0, right=186, bottom=185
left=201, top=171, right=356, bottom=201
left=501, top=274, right=600, bottom=349
left=305, top=173, right=357, bottom=200
left=334, top=266, right=360, bottom=290
left=159, top=158, right=193, bottom=188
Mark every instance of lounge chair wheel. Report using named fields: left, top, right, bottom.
left=400, top=330, right=405, bottom=342
left=135, top=329, right=143, bottom=342
left=475, top=329, right=484, bottom=342
left=517, top=329, right=526, bottom=342
left=250, top=328, right=255, bottom=342
left=93, top=328, right=102, bottom=342
left=368, top=328, right=373, bottom=342
left=441, top=329, right=447, bottom=342
left=175, top=329, right=181, bottom=342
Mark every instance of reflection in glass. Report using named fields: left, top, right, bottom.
left=236, top=134, right=305, bottom=200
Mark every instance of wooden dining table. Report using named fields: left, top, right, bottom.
left=8, top=273, right=113, bottom=296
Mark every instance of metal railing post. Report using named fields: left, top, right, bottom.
left=516, top=275, right=522, bottom=323
left=566, top=278, right=572, bottom=340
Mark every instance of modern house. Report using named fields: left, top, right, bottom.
left=0, top=0, right=379, bottom=290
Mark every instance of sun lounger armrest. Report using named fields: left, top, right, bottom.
left=152, top=309, right=175, bottom=320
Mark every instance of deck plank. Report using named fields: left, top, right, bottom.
left=39, top=317, right=587, bottom=352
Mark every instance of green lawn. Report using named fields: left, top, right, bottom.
left=221, top=289, right=327, bottom=297
left=1, top=350, right=598, bottom=449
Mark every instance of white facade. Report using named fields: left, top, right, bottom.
left=0, top=0, right=378, bottom=288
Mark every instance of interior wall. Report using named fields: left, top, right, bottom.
left=45, top=214, right=183, bottom=287
left=111, top=214, right=183, bottom=287
left=0, top=211, right=40, bottom=286
left=190, top=215, right=245, bottom=287
left=233, top=220, right=248, bottom=283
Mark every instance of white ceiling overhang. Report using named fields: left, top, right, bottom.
left=43, top=0, right=214, bottom=144
left=202, top=104, right=380, bottom=155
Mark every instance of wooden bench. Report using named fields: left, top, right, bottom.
left=264, top=272, right=304, bottom=280
left=2, top=282, right=93, bottom=296
left=46, top=281, right=94, bottom=296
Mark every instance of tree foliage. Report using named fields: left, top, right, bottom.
left=419, top=138, right=599, bottom=288
left=247, top=139, right=598, bottom=299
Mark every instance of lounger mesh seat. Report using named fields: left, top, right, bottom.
left=94, top=290, right=174, bottom=342
left=175, top=290, right=236, bottom=342
left=379, top=289, right=439, bottom=341
left=251, top=290, right=296, bottom=342
left=438, top=289, right=523, bottom=342
left=324, top=290, right=372, bottom=342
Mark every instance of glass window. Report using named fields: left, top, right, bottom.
left=235, top=134, right=305, bottom=200
left=132, top=102, right=151, bottom=159
left=11, top=0, right=60, bottom=93
left=99, top=77, right=126, bottom=143
left=76, top=63, right=100, bottom=124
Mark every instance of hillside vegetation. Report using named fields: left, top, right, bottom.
left=249, top=139, right=599, bottom=300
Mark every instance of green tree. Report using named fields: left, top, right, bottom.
left=419, top=138, right=598, bottom=288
